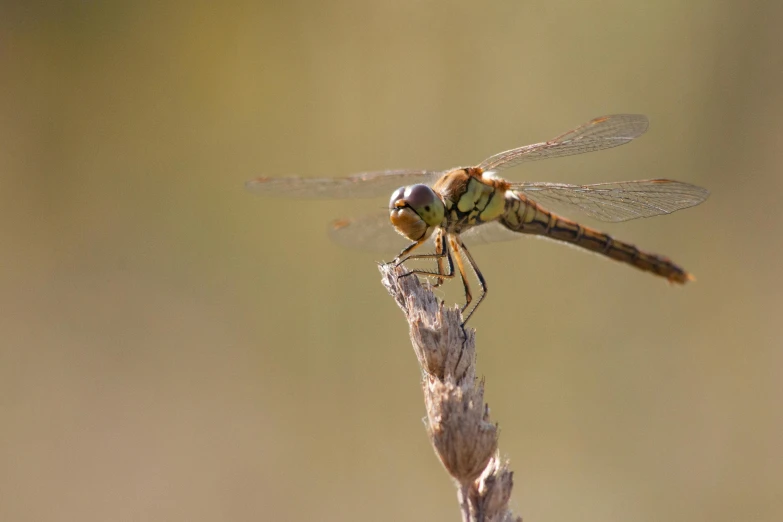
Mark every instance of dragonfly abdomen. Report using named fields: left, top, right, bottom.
left=501, top=194, right=693, bottom=284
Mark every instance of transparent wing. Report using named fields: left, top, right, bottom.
left=328, top=211, right=412, bottom=255
left=246, top=169, right=439, bottom=199
left=511, top=179, right=709, bottom=222
left=478, top=114, right=649, bottom=173
left=459, top=221, right=526, bottom=245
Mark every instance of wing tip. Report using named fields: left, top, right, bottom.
left=330, top=218, right=354, bottom=231
left=594, top=113, right=649, bottom=136
left=244, top=177, right=271, bottom=191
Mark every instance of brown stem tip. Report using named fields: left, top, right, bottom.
left=379, top=263, right=522, bottom=522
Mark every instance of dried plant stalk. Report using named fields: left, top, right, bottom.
left=379, top=263, right=522, bottom=522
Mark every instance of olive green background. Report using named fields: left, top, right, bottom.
left=2, top=2, right=781, bottom=521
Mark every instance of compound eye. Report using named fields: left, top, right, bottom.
left=389, top=187, right=406, bottom=209
left=403, top=184, right=444, bottom=227
left=404, top=184, right=437, bottom=210
left=389, top=184, right=444, bottom=237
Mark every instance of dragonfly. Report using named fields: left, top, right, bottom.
left=247, top=114, right=709, bottom=324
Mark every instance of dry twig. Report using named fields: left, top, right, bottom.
left=379, top=263, right=522, bottom=522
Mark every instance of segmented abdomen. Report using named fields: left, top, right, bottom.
left=500, top=193, right=692, bottom=284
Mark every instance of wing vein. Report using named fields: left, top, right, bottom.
left=512, top=179, right=709, bottom=222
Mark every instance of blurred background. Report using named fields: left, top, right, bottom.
left=1, top=1, right=781, bottom=521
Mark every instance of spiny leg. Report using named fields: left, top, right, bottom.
left=433, top=230, right=448, bottom=287
left=397, top=231, right=456, bottom=282
left=458, top=238, right=487, bottom=325
left=448, top=236, right=473, bottom=323
left=392, top=236, right=430, bottom=264
left=449, top=236, right=487, bottom=326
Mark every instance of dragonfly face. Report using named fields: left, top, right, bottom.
left=245, top=114, right=709, bottom=325
left=389, top=184, right=445, bottom=242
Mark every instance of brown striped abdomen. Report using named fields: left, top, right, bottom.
left=500, top=193, right=693, bottom=284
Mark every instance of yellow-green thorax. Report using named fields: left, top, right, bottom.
left=432, top=167, right=508, bottom=233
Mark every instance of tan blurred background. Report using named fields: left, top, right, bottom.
left=1, top=1, right=781, bottom=521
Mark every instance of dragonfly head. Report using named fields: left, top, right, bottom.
left=389, top=184, right=445, bottom=241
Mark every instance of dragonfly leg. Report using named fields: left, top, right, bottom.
left=397, top=231, right=455, bottom=283
left=432, top=232, right=447, bottom=288
left=393, top=237, right=428, bottom=265
left=449, top=236, right=487, bottom=326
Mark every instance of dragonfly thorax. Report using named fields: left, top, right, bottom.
left=433, top=168, right=508, bottom=234
left=389, top=184, right=446, bottom=241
